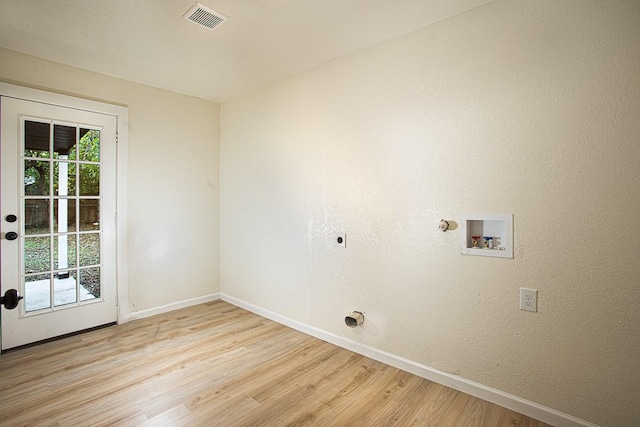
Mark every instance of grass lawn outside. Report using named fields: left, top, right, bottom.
left=24, top=225, right=101, bottom=297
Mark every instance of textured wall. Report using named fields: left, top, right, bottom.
left=220, top=1, right=640, bottom=425
left=0, top=47, right=221, bottom=313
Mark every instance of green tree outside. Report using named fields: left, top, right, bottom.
left=24, top=129, right=100, bottom=196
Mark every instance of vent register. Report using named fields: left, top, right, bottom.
left=183, top=2, right=228, bottom=30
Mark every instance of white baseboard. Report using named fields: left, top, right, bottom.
left=120, top=293, right=220, bottom=323
left=221, top=293, right=597, bottom=427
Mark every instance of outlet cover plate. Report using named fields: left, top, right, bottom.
left=519, top=288, right=538, bottom=312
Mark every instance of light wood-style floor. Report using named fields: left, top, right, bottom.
left=0, top=301, right=551, bottom=426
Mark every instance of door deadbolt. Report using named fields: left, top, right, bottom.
left=5, top=231, right=18, bottom=240
left=5, top=214, right=17, bottom=223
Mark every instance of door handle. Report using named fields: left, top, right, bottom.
left=5, top=231, right=18, bottom=240
left=0, top=289, right=23, bottom=310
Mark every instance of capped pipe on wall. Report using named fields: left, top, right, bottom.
left=345, top=311, right=364, bottom=328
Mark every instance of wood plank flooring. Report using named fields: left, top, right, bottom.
left=0, top=301, right=551, bottom=426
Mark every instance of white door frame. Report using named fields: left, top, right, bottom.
left=0, top=82, right=129, bottom=335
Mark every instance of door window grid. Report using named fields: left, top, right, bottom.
left=21, top=117, right=103, bottom=313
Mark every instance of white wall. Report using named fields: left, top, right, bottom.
left=0, top=47, right=221, bottom=314
left=220, top=1, right=640, bottom=425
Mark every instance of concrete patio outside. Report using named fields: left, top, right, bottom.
left=25, top=277, right=96, bottom=312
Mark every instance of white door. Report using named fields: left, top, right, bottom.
left=1, top=96, right=117, bottom=350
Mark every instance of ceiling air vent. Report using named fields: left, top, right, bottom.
left=183, top=2, right=228, bottom=31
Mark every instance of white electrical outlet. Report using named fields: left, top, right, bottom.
left=519, top=288, right=538, bottom=312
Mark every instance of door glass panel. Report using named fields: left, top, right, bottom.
left=24, top=121, right=50, bottom=157
left=53, top=124, right=77, bottom=159
left=25, top=274, right=51, bottom=312
left=79, top=164, right=100, bottom=196
left=79, top=128, right=100, bottom=162
left=54, top=270, right=78, bottom=307
left=79, top=233, right=100, bottom=267
left=54, top=162, right=76, bottom=196
left=54, top=235, right=77, bottom=270
left=19, top=118, right=103, bottom=316
left=24, top=236, right=50, bottom=273
left=80, top=267, right=100, bottom=301
left=80, top=199, right=100, bottom=230
left=25, top=199, right=50, bottom=235
left=24, top=159, right=50, bottom=196
left=54, top=199, right=77, bottom=233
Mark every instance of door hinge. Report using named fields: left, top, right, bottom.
left=115, top=212, right=118, bottom=225
left=115, top=132, right=119, bottom=143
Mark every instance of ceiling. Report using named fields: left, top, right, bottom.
left=0, top=0, right=493, bottom=102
